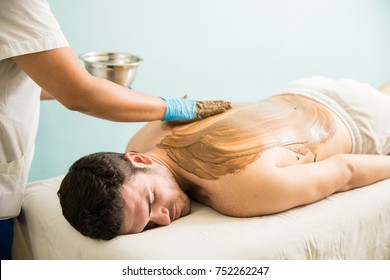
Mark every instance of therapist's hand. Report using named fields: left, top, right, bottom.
left=162, top=98, right=232, bottom=123
left=194, top=100, right=232, bottom=120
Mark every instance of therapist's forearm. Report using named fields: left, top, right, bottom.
left=42, top=82, right=166, bottom=121
left=38, top=73, right=166, bottom=121
left=68, top=76, right=167, bottom=122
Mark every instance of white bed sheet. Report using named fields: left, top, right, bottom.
left=13, top=176, right=390, bottom=259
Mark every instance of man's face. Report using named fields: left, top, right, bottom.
left=119, top=164, right=191, bottom=235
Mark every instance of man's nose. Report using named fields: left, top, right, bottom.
left=150, top=206, right=171, bottom=227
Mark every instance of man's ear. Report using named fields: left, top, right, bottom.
left=124, top=152, right=153, bottom=167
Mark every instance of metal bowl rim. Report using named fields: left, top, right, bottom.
left=79, top=51, right=143, bottom=66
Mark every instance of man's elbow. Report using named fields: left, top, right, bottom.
left=333, top=154, right=355, bottom=191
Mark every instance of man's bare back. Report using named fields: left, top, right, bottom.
left=126, top=94, right=375, bottom=217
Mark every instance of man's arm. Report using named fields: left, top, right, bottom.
left=245, top=154, right=390, bottom=216
left=333, top=154, right=390, bottom=191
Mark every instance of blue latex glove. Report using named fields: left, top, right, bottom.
left=162, top=98, right=197, bottom=121
left=161, top=98, right=232, bottom=123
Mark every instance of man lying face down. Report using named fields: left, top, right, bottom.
left=58, top=76, right=390, bottom=240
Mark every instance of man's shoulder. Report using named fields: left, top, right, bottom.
left=126, top=121, right=170, bottom=153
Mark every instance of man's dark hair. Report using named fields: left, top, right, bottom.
left=57, top=152, right=146, bottom=240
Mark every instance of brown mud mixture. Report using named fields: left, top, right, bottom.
left=159, top=95, right=335, bottom=180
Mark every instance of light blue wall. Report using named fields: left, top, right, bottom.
left=29, top=0, right=390, bottom=181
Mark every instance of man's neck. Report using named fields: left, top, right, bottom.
left=146, top=148, right=191, bottom=191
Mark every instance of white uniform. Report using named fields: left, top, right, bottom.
left=0, top=0, right=68, bottom=218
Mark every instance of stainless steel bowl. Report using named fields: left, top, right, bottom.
left=79, top=52, right=143, bottom=87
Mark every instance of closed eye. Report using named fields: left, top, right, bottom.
left=147, top=193, right=152, bottom=216
left=143, top=192, right=155, bottom=231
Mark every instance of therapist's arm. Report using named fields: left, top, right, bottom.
left=40, top=89, right=53, bottom=100
left=13, top=47, right=167, bottom=122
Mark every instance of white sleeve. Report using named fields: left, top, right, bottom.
left=0, top=0, right=69, bottom=60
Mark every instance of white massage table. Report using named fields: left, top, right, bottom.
left=13, top=176, right=390, bottom=259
